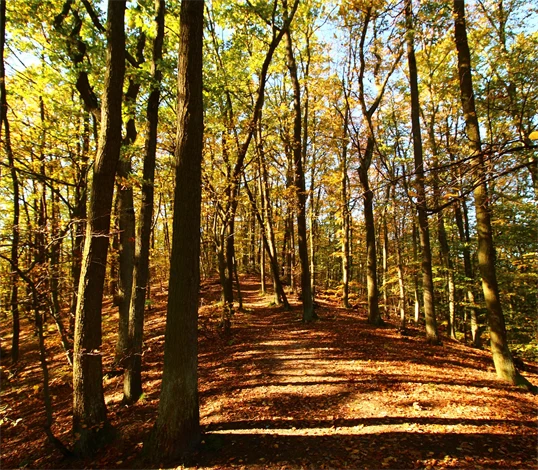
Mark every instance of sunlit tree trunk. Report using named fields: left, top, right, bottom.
left=243, top=147, right=289, bottom=308
left=70, top=113, right=90, bottom=333
left=406, top=0, right=438, bottom=343
left=453, top=192, right=480, bottom=345
left=285, top=24, right=314, bottom=322
left=358, top=139, right=382, bottom=326
left=340, top=104, right=351, bottom=308
left=412, top=221, right=420, bottom=324
left=453, top=0, right=534, bottom=391
left=115, top=61, right=143, bottom=363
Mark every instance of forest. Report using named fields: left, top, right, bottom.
left=1, top=0, right=537, bottom=468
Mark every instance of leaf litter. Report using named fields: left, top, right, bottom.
left=1, top=276, right=537, bottom=469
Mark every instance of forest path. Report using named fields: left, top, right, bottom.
left=190, top=277, right=538, bottom=469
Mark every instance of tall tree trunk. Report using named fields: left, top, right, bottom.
left=358, top=140, right=382, bottom=326
left=255, top=125, right=290, bottom=307
left=124, top=0, right=165, bottom=404
left=145, top=0, right=204, bottom=459
left=453, top=0, right=534, bottom=391
left=72, top=0, right=126, bottom=455
left=412, top=220, right=420, bottom=324
left=244, top=169, right=289, bottom=309
left=115, top=32, right=144, bottom=363
left=393, top=209, right=406, bottom=330
left=381, top=187, right=390, bottom=317
left=349, top=7, right=400, bottom=326
left=406, top=0, right=438, bottom=343
left=260, top=232, right=266, bottom=294
left=115, top=157, right=135, bottom=363
left=432, top=153, right=457, bottom=340
left=71, top=114, right=90, bottom=333
left=340, top=105, right=351, bottom=308
left=285, top=25, right=314, bottom=322
left=1, top=0, right=20, bottom=363
left=454, top=193, right=481, bottom=345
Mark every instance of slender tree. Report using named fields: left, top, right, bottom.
left=284, top=15, right=315, bottom=322
left=0, top=0, right=20, bottom=364
left=72, top=0, right=126, bottom=455
left=405, top=0, right=439, bottom=343
left=124, top=0, right=165, bottom=404
left=453, top=0, right=535, bottom=391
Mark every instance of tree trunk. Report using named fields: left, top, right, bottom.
left=70, top=114, right=90, bottom=333
left=285, top=25, right=314, bottom=322
left=115, top=43, right=144, bottom=364
left=412, top=220, right=420, bottom=324
left=359, top=138, right=382, bottom=326
left=0, top=0, right=20, bottom=363
left=124, top=0, right=165, bottom=404
left=393, top=218, right=406, bottom=330
left=340, top=105, right=351, bottom=309
left=115, top=160, right=135, bottom=363
left=244, top=171, right=289, bottom=309
left=454, top=195, right=480, bottom=345
left=453, top=0, right=534, bottom=391
left=381, top=187, right=390, bottom=317
left=145, top=0, right=204, bottom=459
left=406, top=0, right=439, bottom=343
left=72, top=0, right=126, bottom=455
left=433, top=170, right=457, bottom=340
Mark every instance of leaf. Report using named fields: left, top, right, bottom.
left=529, top=131, right=538, bottom=140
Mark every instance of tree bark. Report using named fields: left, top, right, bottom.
left=339, top=103, right=351, bottom=308
left=406, top=0, right=439, bottom=343
left=72, top=0, right=126, bottom=455
left=124, top=0, right=165, bottom=405
left=145, top=0, right=204, bottom=459
left=1, top=0, right=20, bottom=364
left=70, top=114, right=90, bottom=333
left=243, top=170, right=290, bottom=309
left=358, top=139, right=382, bottom=326
left=284, top=25, right=314, bottom=322
left=453, top=0, right=535, bottom=391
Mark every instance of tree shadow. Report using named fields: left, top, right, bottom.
left=132, top=429, right=537, bottom=469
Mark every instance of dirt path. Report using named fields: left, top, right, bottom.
left=190, top=281, right=538, bottom=469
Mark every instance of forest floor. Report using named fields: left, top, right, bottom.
left=1, top=276, right=537, bottom=469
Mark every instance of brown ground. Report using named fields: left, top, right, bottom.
left=1, top=276, right=537, bottom=469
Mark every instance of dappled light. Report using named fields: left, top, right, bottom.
left=2, top=276, right=537, bottom=468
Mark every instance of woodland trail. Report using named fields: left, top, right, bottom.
left=191, top=278, right=538, bottom=469
left=1, top=277, right=537, bottom=469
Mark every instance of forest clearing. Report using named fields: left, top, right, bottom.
left=2, top=277, right=537, bottom=469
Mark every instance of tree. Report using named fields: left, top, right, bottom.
left=284, top=5, right=315, bottom=322
left=342, top=2, right=402, bottom=326
left=0, top=0, right=20, bottom=364
left=72, top=0, right=126, bottom=455
left=145, top=0, right=204, bottom=459
left=405, top=0, right=439, bottom=343
left=123, top=0, right=166, bottom=405
left=453, top=0, right=535, bottom=392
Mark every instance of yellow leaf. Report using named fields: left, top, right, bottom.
left=529, top=131, right=538, bottom=140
